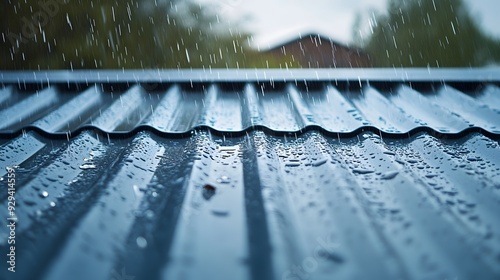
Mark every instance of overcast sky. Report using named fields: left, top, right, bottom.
left=195, top=0, right=500, bottom=49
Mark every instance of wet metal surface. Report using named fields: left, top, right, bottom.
left=0, top=69, right=500, bottom=136
left=0, top=130, right=499, bottom=280
left=0, top=70, right=500, bottom=280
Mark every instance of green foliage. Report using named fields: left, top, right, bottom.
left=0, top=0, right=275, bottom=69
left=358, top=0, right=500, bottom=67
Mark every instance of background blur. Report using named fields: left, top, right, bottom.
left=1, top=0, right=500, bottom=69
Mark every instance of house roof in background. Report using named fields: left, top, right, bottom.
left=256, top=33, right=365, bottom=53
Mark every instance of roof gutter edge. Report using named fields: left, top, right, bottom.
left=1, top=68, right=499, bottom=83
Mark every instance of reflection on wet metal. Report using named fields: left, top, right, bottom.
left=1, top=130, right=498, bottom=280
left=0, top=72, right=499, bottom=280
left=0, top=73, right=499, bottom=136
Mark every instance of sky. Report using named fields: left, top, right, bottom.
left=194, top=0, right=500, bottom=49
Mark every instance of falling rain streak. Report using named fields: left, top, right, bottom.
left=1, top=0, right=499, bottom=69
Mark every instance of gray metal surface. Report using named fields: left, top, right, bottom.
left=0, top=130, right=499, bottom=280
left=0, top=70, right=500, bottom=280
left=1, top=68, right=500, bottom=83
left=0, top=75, right=500, bottom=136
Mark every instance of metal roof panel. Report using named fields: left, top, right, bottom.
left=0, top=130, right=499, bottom=280
left=0, top=70, right=499, bottom=136
left=0, top=69, right=499, bottom=280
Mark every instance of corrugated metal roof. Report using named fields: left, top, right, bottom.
left=1, top=69, right=500, bottom=280
left=0, top=69, right=500, bottom=136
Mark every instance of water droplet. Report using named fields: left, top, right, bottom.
left=24, top=200, right=37, bottom=206
left=381, top=171, right=399, bottom=180
left=443, top=190, right=458, bottom=196
left=145, top=210, right=155, bottom=220
left=173, top=177, right=184, bottom=184
left=312, top=159, right=328, bottom=167
left=212, top=209, right=229, bottom=217
left=285, top=161, right=301, bottom=167
left=40, top=191, right=49, bottom=198
left=79, top=163, right=96, bottom=170
left=216, top=175, right=231, bottom=184
left=46, top=177, right=57, bottom=182
left=202, top=184, right=216, bottom=200
left=352, top=168, right=375, bottom=174
left=68, top=179, right=79, bottom=185
left=50, top=201, right=56, bottom=207
left=395, top=158, right=406, bottom=165
left=136, top=236, right=147, bottom=249
left=89, top=150, right=102, bottom=157
left=427, top=180, right=438, bottom=186
left=467, top=156, right=481, bottom=162
left=133, top=185, right=142, bottom=198
left=318, top=249, right=344, bottom=264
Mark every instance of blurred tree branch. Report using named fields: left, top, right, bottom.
left=356, top=0, right=500, bottom=67
left=0, top=0, right=272, bottom=69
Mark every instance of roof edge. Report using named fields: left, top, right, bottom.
left=258, top=33, right=365, bottom=54
left=1, top=68, right=500, bottom=83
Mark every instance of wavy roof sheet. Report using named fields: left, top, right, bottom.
left=1, top=69, right=500, bottom=137
left=0, top=69, right=499, bottom=280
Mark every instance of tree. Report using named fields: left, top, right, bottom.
left=357, top=0, right=500, bottom=67
left=0, top=0, right=275, bottom=69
